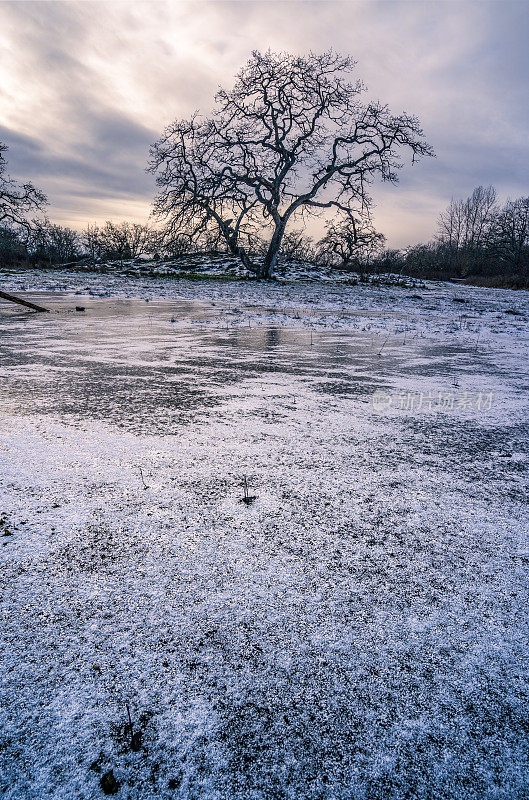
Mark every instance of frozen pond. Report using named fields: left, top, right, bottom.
left=1, top=274, right=529, bottom=799
left=0, top=295, right=389, bottom=432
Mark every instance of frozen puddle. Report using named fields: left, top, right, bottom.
left=0, top=284, right=529, bottom=799
left=0, top=296, right=390, bottom=432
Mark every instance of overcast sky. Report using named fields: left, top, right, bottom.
left=1, top=0, right=528, bottom=247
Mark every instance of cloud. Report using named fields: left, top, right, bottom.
left=0, top=0, right=527, bottom=245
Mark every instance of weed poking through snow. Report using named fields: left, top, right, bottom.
left=138, top=467, right=149, bottom=490
left=126, top=704, right=142, bottom=752
left=240, top=477, right=257, bottom=506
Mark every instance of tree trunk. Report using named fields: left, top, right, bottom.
left=224, top=232, right=259, bottom=276
left=0, top=290, right=49, bottom=312
left=235, top=245, right=258, bottom=275
left=260, top=222, right=286, bottom=279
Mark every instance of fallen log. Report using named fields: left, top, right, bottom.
left=0, top=289, right=49, bottom=313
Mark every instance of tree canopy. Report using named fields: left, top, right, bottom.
left=149, top=50, right=434, bottom=278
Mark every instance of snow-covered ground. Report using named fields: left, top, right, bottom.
left=1, top=270, right=528, bottom=799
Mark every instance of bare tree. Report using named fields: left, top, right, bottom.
left=437, top=186, right=498, bottom=274
left=0, top=143, right=47, bottom=230
left=98, top=222, right=130, bottom=265
left=149, top=50, right=433, bottom=278
left=318, top=215, right=385, bottom=271
left=0, top=225, right=28, bottom=266
left=91, top=221, right=153, bottom=265
left=28, top=220, right=80, bottom=265
left=82, top=223, right=103, bottom=264
left=464, top=185, right=498, bottom=248
left=156, top=230, right=190, bottom=259
left=437, top=196, right=466, bottom=252
left=275, top=229, right=316, bottom=264
left=490, top=197, right=529, bottom=273
left=126, top=223, right=155, bottom=259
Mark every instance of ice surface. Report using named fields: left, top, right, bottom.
left=0, top=271, right=528, bottom=799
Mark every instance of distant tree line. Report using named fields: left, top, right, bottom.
left=1, top=185, right=528, bottom=287
left=0, top=218, right=154, bottom=267
left=387, top=186, right=529, bottom=287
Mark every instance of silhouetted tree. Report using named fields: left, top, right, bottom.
left=149, top=50, right=433, bottom=278
left=29, top=220, right=80, bottom=265
left=94, top=221, right=154, bottom=264
left=0, top=143, right=47, bottom=230
left=0, top=225, right=28, bottom=265
left=371, top=248, right=404, bottom=275
left=126, top=223, right=155, bottom=259
left=490, top=197, right=529, bottom=274
left=437, top=186, right=497, bottom=275
left=277, top=229, right=316, bottom=264
left=82, top=223, right=104, bottom=264
left=318, top=216, right=385, bottom=271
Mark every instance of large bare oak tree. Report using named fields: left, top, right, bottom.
left=149, top=51, right=433, bottom=278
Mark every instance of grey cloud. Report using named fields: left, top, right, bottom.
left=0, top=116, right=155, bottom=210
left=0, top=0, right=528, bottom=245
